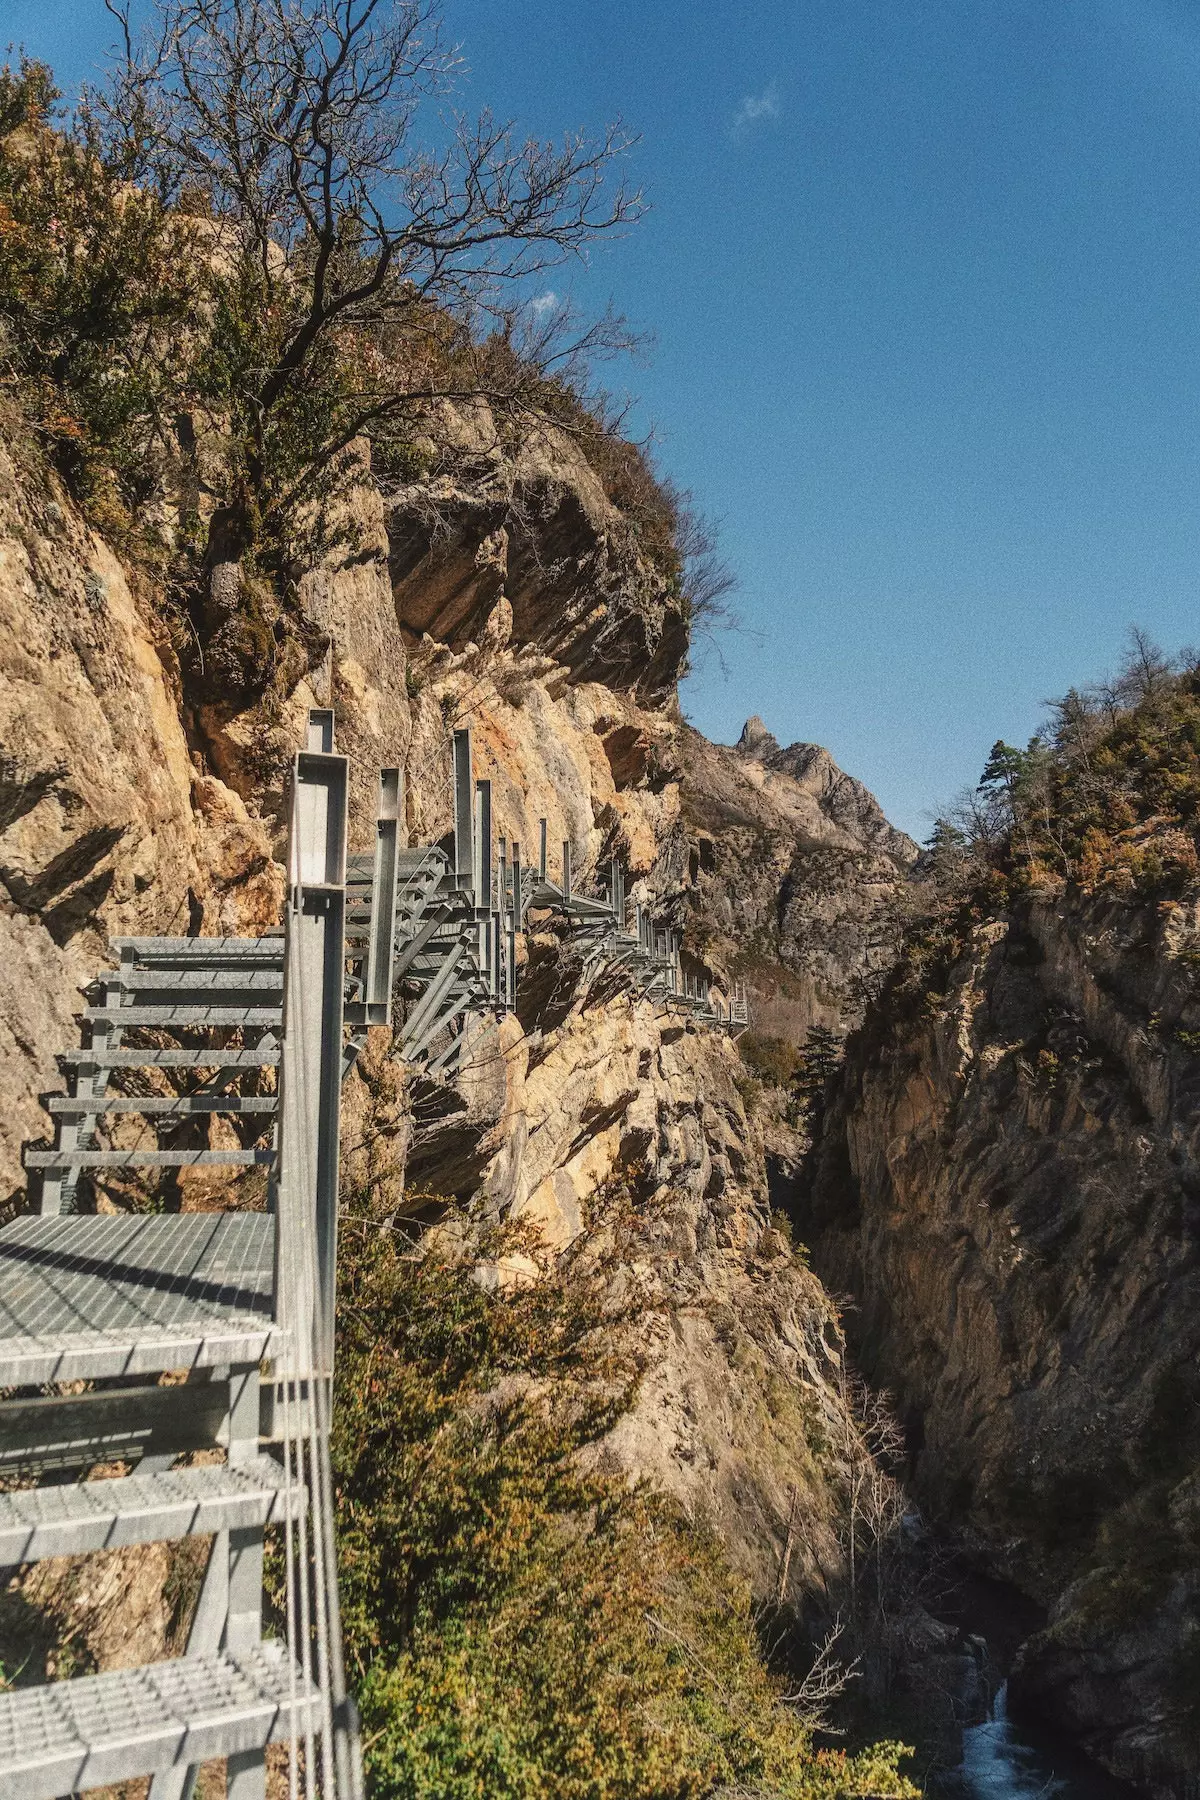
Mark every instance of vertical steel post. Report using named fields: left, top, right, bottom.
left=497, top=838, right=508, bottom=1008
left=307, top=707, right=335, bottom=752
left=474, top=779, right=492, bottom=981
left=277, top=709, right=348, bottom=1373
left=507, top=839, right=520, bottom=1007
left=365, top=768, right=402, bottom=1027
left=539, top=818, right=548, bottom=882
left=562, top=840, right=572, bottom=900
left=453, top=728, right=474, bottom=902
left=492, top=912, right=503, bottom=1008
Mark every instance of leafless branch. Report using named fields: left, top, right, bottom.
left=780, top=1619, right=858, bottom=1730
left=90, top=0, right=642, bottom=434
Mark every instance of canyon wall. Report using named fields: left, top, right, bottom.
left=0, top=405, right=912, bottom=1630
left=679, top=714, right=916, bottom=1043
left=808, top=874, right=1200, bottom=1794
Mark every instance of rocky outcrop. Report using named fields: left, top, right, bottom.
left=0, top=442, right=282, bottom=1211
left=343, top=920, right=859, bottom=1599
left=679, top=717, right=916, bottom=1042
left=807, top=879, right=1200, bottom=1793
left=733, top=716, right=916, bottom=864
left=471, top=985, right=855, bottom=1598
left=384, top=409, right=688, bottom=703
left=0, top=415, right=899, bottom=1633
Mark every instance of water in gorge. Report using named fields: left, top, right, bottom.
left=959, top=1686, right=1135, bottom=1800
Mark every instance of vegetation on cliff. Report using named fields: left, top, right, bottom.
left=805, top=635, right=1200, bottom=1787
left=329, top=1193, right=916, bottom=1800
left=0, top=16, right=727, bottom=707
left=886, top=631, right=1200, bottom=1021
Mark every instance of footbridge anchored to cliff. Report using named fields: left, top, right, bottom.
left=345, top=725, right=747, bottom=1076
left=0, top=712, right=746, bottom=1800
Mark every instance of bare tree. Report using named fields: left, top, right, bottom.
left=1084, top=624, right=1177, bottom=720
left=672, top=490, right=739, bottom=652
left=90, top=0, right=644, bottom=597
left=835, top=1370, right=905, bottom=1632
left=780, top=1620, right=857, bottom=1731
left=1119, top=625, right=1175, bottom=703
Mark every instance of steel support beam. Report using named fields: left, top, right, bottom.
left=363, top=767, right=402, bottom=1027
left=277, top=710, right=348, bottom=1373
left=401, top=939, right=467, bottom=1057
left=453, top=728, right=474, bottom=901
left=474, top=778, right=493, bottom=986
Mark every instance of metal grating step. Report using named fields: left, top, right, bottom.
left=0, top=1645, right=316, bottom=1800
left=48, top=1096, right=277, bottom=1116
left=110, top=970, right=284, bottom=993
left=110, top=938, right=284, bottom=962
left=0, top=1213, right=279, bottom=1386
left=85, top=1006, right=283, bottom=1027
left=0, top=1456, right=296, bottom=1563
left=58, top=1050, right=280, bottom=1069
left=26, top=1149, right=274, bottom=1170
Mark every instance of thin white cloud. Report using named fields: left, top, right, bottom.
left=529, top=290, right=559, bottom=316
left=731, top=82, right=781, bottom=134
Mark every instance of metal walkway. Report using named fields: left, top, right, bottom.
left=344, top=730, right=749, bottom=1076
left=0, top=711, right=746, bottom=1800
left=0, top=1647, right=316, bottom=1800
left=6, top=711, right=359, bottom=1800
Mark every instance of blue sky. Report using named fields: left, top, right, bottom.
left=9, top=0, right=1200, bottom=838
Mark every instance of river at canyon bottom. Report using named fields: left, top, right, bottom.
left=959, top=1685, right=1135, bottom=1800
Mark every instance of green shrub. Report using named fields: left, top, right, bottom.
left=739, top=1032, right=800, bottom=1088
left=0, top=57, right=202, bottom=539
left=329, top=1196, right=916, bottom=1800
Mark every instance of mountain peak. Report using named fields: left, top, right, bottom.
left=736, top=715, right=780, bottom=759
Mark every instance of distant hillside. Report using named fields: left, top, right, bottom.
left=679, top=715, right=917, bottom=1045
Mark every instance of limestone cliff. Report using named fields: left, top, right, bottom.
left=0, top=404, right=901, bottom=1639
left=0, top=440, right=283, bottom=1217
left=679, top=715, right=917, bottom=1045
left=807, top=786, right=1200, bottom=1792
left=384, top=408, right=688, bottom=702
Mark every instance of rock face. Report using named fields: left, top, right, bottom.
left=385, top=410, right=687, bottom=702
left=0, top=442, right=281, bottom=1212
left=0, top=414, right=906, bottom=1636
left=808, top=881, right=1200, bottom=1793
left=679, top=718, right=917, bottom=1042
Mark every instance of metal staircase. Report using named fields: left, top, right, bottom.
left=342, top=764, right=495, bottom=1077
left=345, top=730, right=750, bottom=1074
left=527, top=856, right=750, bottom=1026
left=4, top=711, right=358, bottom=1800
left=0, top=710, right=748, bottom=1800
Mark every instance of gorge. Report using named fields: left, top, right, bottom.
left=3, top=35, right=1200, bottom=1799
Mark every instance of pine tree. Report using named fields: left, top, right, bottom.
left=977, top=740, right=1028, bottom=797
left=795, top=1024, right=844, bottom=1121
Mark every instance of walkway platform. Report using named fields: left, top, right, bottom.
left=0, top=1213, right=279, bottom=1386
left=0, top=1645, right=316, bottom=1800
